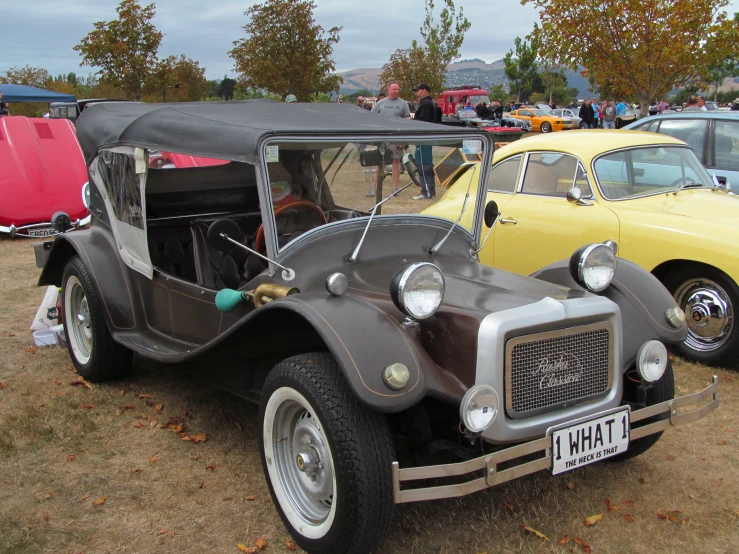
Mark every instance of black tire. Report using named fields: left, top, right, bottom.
left=612, top=362, right=674, bottom=461
left=540, top=122, right=552, bottom=133
left=61, top=256, right=133, bottom=381
left=259, top=353, right=395, bottom=554
left=663, top=265, right=739, bottom=367
left=403, top=153, right=422, bottom=187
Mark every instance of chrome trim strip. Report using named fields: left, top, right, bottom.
left=392, top=376, right=719, bottom=503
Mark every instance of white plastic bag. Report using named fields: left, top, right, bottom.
left=30, top=286, right=59, bottom=331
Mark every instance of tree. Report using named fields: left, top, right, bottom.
left=503, top=32, right=539, bottom=102
left=145, top=55, right=209, bottom=102
left=538, top=57, right=566, bottom=103
left=524, top=0, right=738, bottom=116
left=74, top=0, right=163, bottom=100
left=699, top=13, right=739, bottom=101
left=229, top=0, right=342, bottom=101
left=380, top=0, right=470, bottom=97
left=488, top=83, right=509, bottom=102
left=218, top=76, right=237, bottom=101
left=0, top=65, right=51, bottom=88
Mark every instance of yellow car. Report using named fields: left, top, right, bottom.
left=423, top=130, right=739, bottom=367
left=508, top=108, right=573, bottom=133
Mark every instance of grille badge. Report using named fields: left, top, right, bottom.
left=531, top=354, right=583, bottom=389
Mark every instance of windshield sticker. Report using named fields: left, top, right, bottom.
left=463, top=140, right=482, bottom=155
left=266, top=145, right=279, bottom=163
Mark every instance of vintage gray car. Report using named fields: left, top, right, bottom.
left=37, top=101, right=718, bottom=554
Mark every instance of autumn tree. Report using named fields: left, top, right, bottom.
left=229, top=0, right=342, bottom=101
left=699, top=13, right=739, bottom=101
left=503, top=32, right=539, bottom=102
left=0, top=65, right=51, bottom=89
left=145, top=55, right=209, bottom=102
left=380, top=0, right=470, bottom=98
left=524, top=0, right=738, bottom=116
left=74, top=0, right=162, bottom=100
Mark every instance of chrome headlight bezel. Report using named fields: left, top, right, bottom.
left=390, top=262, right=445, bottom=320
left=459, top=385, right=499, bottom=433
left=81, top=182, right=90, bottom=210
left=636, top=340, right=668, bottom=383
left=569, top=243, right=617, bottom=292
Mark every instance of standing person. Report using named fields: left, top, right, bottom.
left=506, top=101, right=516, bottom=112
left=592, top=99, right=601, bottom=128
left=601, top=100, right=617, bottom=129
left=357, top=96, right=369, bottom=110
left=579, top=98, right=595, bottom=129
left=372, top=81, right=411, bottom=194
left=697, top=95, right=707, bottom=111
left=682, top=95, right=703, bottom=112
left=411, top=83, right=438, bottom=200
left=0, top=102, right=9, bottom=118
left=616, top=100, right=626, bottom=116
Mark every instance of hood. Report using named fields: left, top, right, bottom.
left=611, top=189, right=739, bottom=224
left=0, top=116, right=88, bottom=227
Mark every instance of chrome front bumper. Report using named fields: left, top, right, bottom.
left=392, top=376, right=719, bottom=503
left=0, top=214, right=91, bottom=238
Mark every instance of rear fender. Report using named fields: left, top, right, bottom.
left=38, top=228, right=137, bottom=331
left=531, top=258, right=687, bottom=367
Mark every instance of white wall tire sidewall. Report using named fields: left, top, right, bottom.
left=64, top=275, right=91, bottom=366
left=262, top=386, right=338, bottom=540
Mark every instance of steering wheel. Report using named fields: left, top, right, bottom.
left=254, top=200, right=327, bottom=253
left=668, top=176, right=696, bottom=189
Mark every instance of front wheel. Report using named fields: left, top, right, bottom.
left=540, top=122, right=552, bottom=133
left=62, top=256, right=132, bottom=381
left=664, top=265, right=739, bottom=367
left=259, top=353, right=395, bottom=554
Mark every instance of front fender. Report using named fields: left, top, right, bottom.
left=531, top=258, right=687, bottom=367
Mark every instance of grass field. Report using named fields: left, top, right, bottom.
left=0, top=237, right=737, bottom=554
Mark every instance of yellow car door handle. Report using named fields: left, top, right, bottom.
left=500, top=217, right=517, bottom=225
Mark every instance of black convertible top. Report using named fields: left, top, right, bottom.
left=76, top=100, right=480, bottom=165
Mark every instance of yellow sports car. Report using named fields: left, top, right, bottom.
left=423, top=130, right=739, bottom=367
left=508, top=108, right=573, bottom=133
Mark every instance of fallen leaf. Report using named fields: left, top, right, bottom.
left=120, top=389, right=125, bottom=396
left=43, top=511, right=49, bottom=521
left=80, top=404, right=95, bottom=409
left=567, top=480, right=575, bottom=490
left=721, top=425, right=733, bottom=432
left=5, top=333, right=16, bottom=337
left=283, top=538, right=297, bottom=551
left=682, top=517, right=689, bottom=525
left=223, top=496, right=232, bottom=501
left=133, top=422, right=144, bottom=429
left=92, top=496, right=106, bottom=507
left=698, top=457, right=707, bottom=461
left=173, top=424, right=184, bottom=433
left=158, top=529, right=169, bottom=536
left=199, top=481, right=205, bottom=489
left=67, top=454, right=75, bottom=463
left=657, top=509, right=682, bottom=522
left=624, top=500, right=634, bottom=507
left=194, top=455, right=201, bottom=461
left=246, top=495, right=256, bottom=501
left=170, top=531, right=176, bottom=537
left=80, top=493, right=90, bottom=501
left=623, top=513, right=635, bottom=523
left=38, top=402, right=46, bottom=407
left=53, top=379, right=62, bottom=385
left=639, top=477, right=646, bottom=484
left=206, top=464, right=219, bottom=472
left=148, top=456, right=158, bottom=463
left=150, top=419, right=158, bottom=428
left=120, top=405, right=134, bottom=412
left=584, top=514, right=603, bottom=527
left=231, top=420, right=242, bottom=432
left=137, top=394, right=152, bottom=399
left=734, top=510, right=739, bottom=519
left=26, top=346, right=37, bottom=355
left=0, top=382, right=7, bottom=390
left=44, top=493, right=53, bottom=500
left=504, top=500, right=515, bottom=512
left=254, top=536, right=268, bottom=550
left=181, top=433, right=208, bottom=443
left=558, top=535, right=570, bottom=545
left=523, top=525, right=549, bottom=541
left=717, top=441, right=726, bottom=445
left=237, top=545, right=257, bottom=554
left=135, top=414, right=147, bottom=420
left=605, top=498, right=621, bottom=512
left=154, top=404, right=163, bottom=413
left=130, top=467, right=142, bottom=473
left=717, top=477, right=724, bottom=486
left=666, top=454, right=676, bottom=460
left=574, top=537, right=592, bottom=553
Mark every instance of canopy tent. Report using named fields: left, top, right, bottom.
left=0, top=84, right=76, bottom=103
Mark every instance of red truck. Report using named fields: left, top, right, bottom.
left=438, top=85, right=490, bottom=115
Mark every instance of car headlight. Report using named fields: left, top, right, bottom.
left=81, top=182, right=90, bottom=209
left=569, top=244, right=617, bottom=292
left=460, top=385, right=499, bottom=433
left=390, top=262, right=445, bottom=320
left=636, top=340, right=668, bottom=382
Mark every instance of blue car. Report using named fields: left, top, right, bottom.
left=625, top=112, right=739, bottom=189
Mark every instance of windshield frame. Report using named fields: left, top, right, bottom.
left=591, top=144, right=714, bottom=202
left=257, top=133, right=494, bottom=263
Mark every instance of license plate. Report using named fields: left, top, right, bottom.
left=27, top=227, right=56, bottom=237
left=548, top=407, right=630, bottom=475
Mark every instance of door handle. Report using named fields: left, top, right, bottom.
left=500, top=217, right=517, bottom=225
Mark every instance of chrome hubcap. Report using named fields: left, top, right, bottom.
left=273, top=402, right=334, bottom=525
left=65, top=276, right=93, bottom=364
left=674, top=278, right=733, bottom=352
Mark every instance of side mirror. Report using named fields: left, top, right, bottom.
left=207, top=218, right=243, bottom=252
left=566, top=187, right=583, bottom=204
left=484, top=200, right=499, bottom=227
left=716, top=175, right=728, bottom=186
left=51, top=212, right=71, bottom=233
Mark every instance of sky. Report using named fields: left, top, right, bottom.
left=5, top=0, right=739, bottom=81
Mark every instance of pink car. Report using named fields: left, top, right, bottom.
left=0, top=116, right=89, bottom=237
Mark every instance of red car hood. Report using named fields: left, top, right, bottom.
left=0, top=116, right=88, bottom=227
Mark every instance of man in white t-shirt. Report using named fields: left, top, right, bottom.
left=372, top=81, right=411, bottom=193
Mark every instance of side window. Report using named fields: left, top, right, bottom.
left=519, top=110, right=532, bottom=117
left=521, top=153, right=579, bottom=196
left=96, top=150, right=145, bottom=229
left=487, top=155, right=521, bottom=193
left=713, top=120, right=739, bottom=170
left=656, top=119, right=708, bottom=159
left=575, top=164, right=592, bottom=196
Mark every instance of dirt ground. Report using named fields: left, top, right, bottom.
left=0, top=237, right=737, bottom=554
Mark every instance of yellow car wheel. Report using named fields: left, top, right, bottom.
left=540, top=122, right=552, bottom=133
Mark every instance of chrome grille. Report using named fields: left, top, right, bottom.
left=505, top=323, right=612, bottom=417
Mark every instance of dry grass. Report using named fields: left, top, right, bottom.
left=0, top=237, right=737, bottom=554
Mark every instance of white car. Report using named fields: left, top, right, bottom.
left=551, top=108, right=585, bottom=129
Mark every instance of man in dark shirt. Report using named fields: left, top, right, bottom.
left=579, top=98, right=595, bottom=128
left=412, top=83, right=438, bottom=200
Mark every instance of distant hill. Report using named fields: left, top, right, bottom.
left=338, top=58, right=591, bottom=98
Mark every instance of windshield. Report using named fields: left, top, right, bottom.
left=264, top=138, right=486, bottom=251
left=593, top=146, right=714, bottom=200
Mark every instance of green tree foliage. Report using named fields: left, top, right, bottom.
left=74, top=0, right=162, bottom=100
left=380, top=0, right=470, bottom=98
left=229, top=0, right=342, bottom=101
left=525, top=0, right=738, bottom=116
left=145, top=55, right=209, bottom=102
left=699, top=13, right=739, bottom=101
left=538, top=57, right=566, bottom=103
left=503, top=31, right=539, bottom=102
left=487, top=83, right=509, bottom=102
